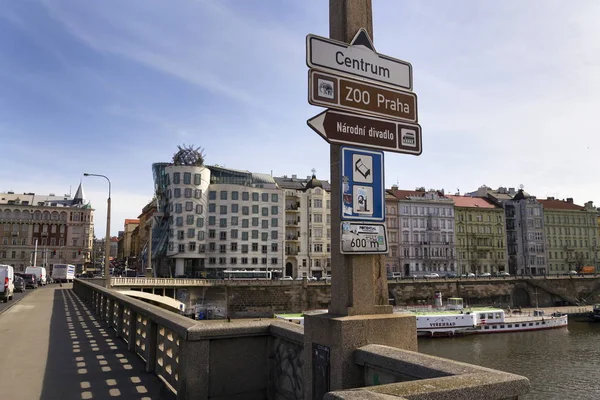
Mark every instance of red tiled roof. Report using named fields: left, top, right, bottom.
left=538, top=199, right=584, bottom=211
left=124, top=219, right=140, bottom=225
left=447, top=195, right=498, bottom=209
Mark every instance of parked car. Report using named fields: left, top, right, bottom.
left=498, top=271, right=511, bottom=277
left=479, top=272, right=492, bottom=277
left=567, top=270, right=578, bottom=275
left=446, top=273, right=458, bottom=278
left=423, top=273, right=440, bottom=278
left=21, top=273, right=38, bottom=289
left=13, top=276, right=26, bottom=293
left=280, top=276, right=293, bottom=281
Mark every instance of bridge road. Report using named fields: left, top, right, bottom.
left=0, top=284, right=169, bottom=400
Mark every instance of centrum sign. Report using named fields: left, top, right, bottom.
left=307, top=109, right=422, bottom=155
left=309, top=69, right=418, bottom=123
left=306, top=29, right=412, bottom=90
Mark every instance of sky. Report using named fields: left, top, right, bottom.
left=1, top=0, right=600, bottom=237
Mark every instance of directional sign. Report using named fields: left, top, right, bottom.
left=306, top=29, right=412, bottom=90
left=309, top=69, right=418, bottom=123
left=341, top=221, right=388, bottom=254
left=307, top=109, right=422, bottom=156
left=341, top=146, right=384, bottom=221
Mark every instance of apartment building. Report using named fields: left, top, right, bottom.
left=274, top=174, right=331, bottom=279
left=538, top=197, right=599, bottom=274
left=152, top=146, right=284, bottom=278
left=448, top=195, right=508, bottom=275
left=0, top=183, right=94, bottom=272
left=504, top=189, right=548, bottom=275
left=386, top=187, right=456, bottom=277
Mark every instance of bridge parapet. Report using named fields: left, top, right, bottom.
left=73, top=279, right=530, bottom=399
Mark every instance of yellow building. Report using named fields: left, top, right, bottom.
left=449, top=195, right=508, bottom=275
left=539, top=198, right=598, bottom=273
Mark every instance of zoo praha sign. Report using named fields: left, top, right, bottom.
left=308, top=69, right=418, bottom=123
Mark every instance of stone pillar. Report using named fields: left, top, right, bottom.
left=303, top=1, right=418, bottom=399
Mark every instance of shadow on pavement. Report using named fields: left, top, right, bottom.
left=40, top=287, right=169, bottom=400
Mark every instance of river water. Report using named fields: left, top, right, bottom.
left=418, top=318, right=600, bottom=399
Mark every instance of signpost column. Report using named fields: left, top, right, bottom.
left=304, top=1, right=418, bottom=399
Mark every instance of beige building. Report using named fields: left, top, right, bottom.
left=449, top=195, right=508, bottom=275
left=0, top=183, right=94, bottom=273
left=275, top=174, right=331, bottom=279
left=120, top=219, right=140, bottom=265
left=539, top=197, right=599, bottom=274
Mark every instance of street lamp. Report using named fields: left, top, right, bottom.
left=84, top=173, right=111, bottom=288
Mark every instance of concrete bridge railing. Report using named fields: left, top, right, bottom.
left=73, top=279, right=531, bottom=400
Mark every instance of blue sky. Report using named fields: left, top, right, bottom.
left=1, top=0, right=600, bottom=236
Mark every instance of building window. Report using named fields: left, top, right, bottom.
left=173, top=172, right=180, bottom=184
left=196, top=218, right=204, bottom=228
left=175, top=204, right=182, bottom=213
left=220, top=245, right=226, bottom=253
left=220, top=231, right=227, bottom=240
left=232, top=191, right=239, bottom=200
left=252, top=257, right=258, bottom=265
left=194, top=189, right=202, bottom=199
left=231, top=216, right=238, bottom=226
left=231, top=242, right=238, bottom=251
left=183, top=172, right=191, bottom=184
left=242, top=192, right=249, bottom=201
left=252, top=193, right=259, bottom=201
left=186, top=215, right=194, bottom=225
left=242, top=219, right=249, bottom=228
left=174, top=188, right=181, bottom=198
left=219, top=257, right=226, bottom=265
left=209, top=229, right=216, bottom=239
left=242, top=245, right=249, bottom=253
left=231, top=229, right=238, bottom=239
left=272, top=193, right=278, bottom=202
left=230, top=257, right=237, bottom=264
left=220, top=218, right=227, bottom=228
left=194, top=174, right=201, bottom=185
left=252, top=243, right=259, bottom=252
left=219, top=205, right=227, bottom=215
left=262, top=245, right=268, bottom=254
left=231, top=204, right=239, bottom=213
left=314, top=199, right=323, bottom=208
left=209, top=191, right=216, bottom=200
left=187, top=228, right=195, bottom=238
left=208, top=204, right=216, bottom=213
left=189, top=242, right=196, bottom=251
left=241, top=257, right=248, bottom=264
left=198, top=231, right=205, bottom=241
left=196, top=204, right=203, bottom=214
left=177, top=230, right=185, bottom=240
left=209, top=243, right=216, bottom=252
left=271, top=231, right=278, bottom=240
left=178, top=244, right=185, bottom=252
left=184, top=188, right=192, bottom=198
left=262, top=220, right=268, bottom=229
left=208, top=216, right=216, bottom=226
left=252, top=205, right=259, bottom=214
left=186, top=201, right=193, bottom=212
left=242, top=232, right=249, bottom=241
left=271, top=243, right=278, bottom=252
left=176, top=217, right=183, bottom=226
left=261, top=232, right=268, bottom=241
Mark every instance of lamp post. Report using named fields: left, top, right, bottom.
left=84, top=173, right=111, bottom=288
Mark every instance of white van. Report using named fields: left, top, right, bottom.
left=0, top=264, right=15, bottom=303
left=25, top=266, right=47, bottom=286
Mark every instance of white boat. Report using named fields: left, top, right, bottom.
left=405, top=298, right=568, bottom=337
left=276, top=298, right=569, bottom=337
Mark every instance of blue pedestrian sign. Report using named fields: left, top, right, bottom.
left=341, top=146, right=385, bottom=221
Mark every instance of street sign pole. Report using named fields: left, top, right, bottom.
left=327, top=1, right=391, bottom=317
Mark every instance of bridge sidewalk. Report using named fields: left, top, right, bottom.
left=0, top=284, right=169, bottom=400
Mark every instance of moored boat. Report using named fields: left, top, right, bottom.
left=588, top=304, right=600, bottom=322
